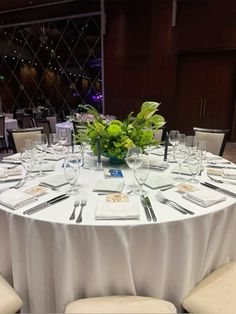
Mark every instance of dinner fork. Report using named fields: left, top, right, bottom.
left=76, top=199, right=87, bottom=223
left=156, top=191, right=194, bottom=215
left=69, top=200, right=80, bottom=220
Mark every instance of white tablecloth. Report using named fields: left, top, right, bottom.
left=0, top=152, right=236, bottom=313
left=5, top=118, right=18, bottom=146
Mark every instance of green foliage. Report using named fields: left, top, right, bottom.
left=75, top=102, right=166, bottom=160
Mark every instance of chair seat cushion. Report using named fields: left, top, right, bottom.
left=0, top=274, right=23, bottom=314
left=182, top=262, right=236, bottom=314
left=65, top=295, right=177, bottom=313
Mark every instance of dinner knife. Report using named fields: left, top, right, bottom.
left=140, top=195, right=151, bottom=222
left=145, top=196, right=157, bottom=222
left=23, top=194, right=69, bottom=215
left=201, top=182, right=236, bottom=198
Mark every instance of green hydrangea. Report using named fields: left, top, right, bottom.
left=75, top=102, right=166, bottom=160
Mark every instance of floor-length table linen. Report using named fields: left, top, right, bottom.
left=0, top=153, right=236, bottom=313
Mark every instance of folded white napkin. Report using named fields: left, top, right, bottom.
left=148, top=158, right=169, bottom=170
left=40, top=174, right=68, bottom=188
left=31, top=162, right=55, bottom=172
left=96, top=198, right=140, bottom=220
left=145, top=175, right=173, bottom=189
left=93, top=179, right=125, bottom=193
left=0, top=188, right=36, bottom=209
left=171, top=165, right=192, bottom=175
left=3, top=153, right=21, bottom=161
left=223, top=169, right=236, bottom=180
left=183, top=190, right=226, bottom=207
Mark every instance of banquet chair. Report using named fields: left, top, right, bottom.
left=22, top=114, right=34, bottom=129
left=8, top=127, right=43, bottom=153
left=193, top=127, right=230, bottom=156
left=35, top=119, right=51, bottom=142
left=0, top=273, right=23, bottom=313
left=46, top=116, right=57, bottom=133
left=64, top=295, right=177, bottom=313
left=182, top=262, right=236, bottom=314
left=0, top=115, right=8, bottom=152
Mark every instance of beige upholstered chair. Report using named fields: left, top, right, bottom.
left=182, top=262, right=236, bottom=314
left=8, top=127, right=43, bottom=153
left=65, top=295, right=177, bottom=313
left=193, top=127, right=230, bottom=156
left=0, top=273, right=23, bottom=314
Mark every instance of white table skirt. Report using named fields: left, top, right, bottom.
left=0, top=153, right=236, bottom=313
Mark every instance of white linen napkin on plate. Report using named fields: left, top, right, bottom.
left=0, top=188, right=36, bottom=209
left=96, top=198, right=140, bottom=220
left=223, top=169, right=236, bottom=179
left=145, top=175, right=173, bottom=189
left=93, top=179, right=125, bottom=193
left=183, top=190, right=226, bottom=207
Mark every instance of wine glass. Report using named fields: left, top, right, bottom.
left=133, top=154, right=149, bottom=195
left=58, top=128, right=68, bottom=145
left=185, top=135, right=197, bottom=149
left=125, top=147, right=142, bottom=190
left=169, top=130, right=180, bottom=147
left=20, top=149, right=34, bottom=180
left=188, top=149, right=201, bottom=183
left=34, top=134, right=48, bottom=176
left=49, top=133, right=58, bottom=156
left=173, top=134, right=188, bottom=181
left=64, top=153, right=80, bottom=195
left=197, top=140, right=207, bottom=174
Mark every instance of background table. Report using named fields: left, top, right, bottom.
left=0, top=154, right=236, bottom=313
left=55, top=121, right=73, bottom=144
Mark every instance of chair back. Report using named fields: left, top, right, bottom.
left=193, top=127, right=230, bottom=156
left=0, top=115, right=5, bottom=137
left=8, top=127, right=43, bottom=153
left=22, top=114, right=34, bottom=129
left=0, top=273, right=23, bottom=313
left=46, top=116, right=57, bottom=133
left=35, top=120, right=51, bottom=142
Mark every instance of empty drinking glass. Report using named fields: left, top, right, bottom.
left=64, top=153, right=80, bottom=195
left=125, top=147, right=142, bottom=190
left=188, top=149, right=201, bottom=183
left=133, top=154, right=149, bottom=195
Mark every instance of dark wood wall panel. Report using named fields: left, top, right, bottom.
left=104, top=0, right=175, bottom=124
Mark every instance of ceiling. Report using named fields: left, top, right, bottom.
left=0, top=0, right=101, bottom=27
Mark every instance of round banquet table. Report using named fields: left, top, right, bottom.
left=0, top=151, right=236, bottom=313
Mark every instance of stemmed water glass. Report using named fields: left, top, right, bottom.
left=20, top=149, right=34, bottom=180
left=169, top=130, right=180, bottom=147
left=49, top=133, right=58, bottom=156
left=173, top=134, right=188, bottom=181
left=125, top=147, right=142, bottom=190
left=133, top=154, right=149, bottom=195
left=188, top=149, right=201, bottom=183
left=58, top=128, right=68, bottom=153
left=197, top=140, right=207, bottom=174
left=64, top=153, right=80, bottom=195
left=34, top=134, right=48, bottom=176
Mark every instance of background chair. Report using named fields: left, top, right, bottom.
left=65, top=295, right=177, bottom=314
left=0, top=273, right=23, bottom=313
left=46, top=116, right=57, bottom=133
left=22, top=114, right=35, bottom=129
left=182, top=262, right=236, bottom=314
left=8, top=127, right=43, bottom=153
left=35, top=119, right=52, bottom=142
left=193, top=127, right=230, bottom=156
left=0, top=115, right=8, bottom=152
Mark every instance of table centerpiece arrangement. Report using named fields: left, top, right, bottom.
left=75, top=101, right=166, bottom=163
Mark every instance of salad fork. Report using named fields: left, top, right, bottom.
left=69, top=200, right=80, bottom=220
left=76, top=199, right=87, bottom=223
left=156, top=191, right=194, bottom=215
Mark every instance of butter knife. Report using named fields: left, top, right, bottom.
left=23, top=194, right=69, bottom=215
left=201, top=182, right=236, bottom=198
left=145, top=196, right=157, bottom=222
left=140, top=195, right=151, bottom=221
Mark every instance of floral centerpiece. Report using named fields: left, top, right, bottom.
left=75, top=101, right=166, bottom=161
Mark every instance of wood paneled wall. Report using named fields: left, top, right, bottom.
left=104, top=0, right=176, bottom=124
left=104, top=0, right=236, bottom=134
